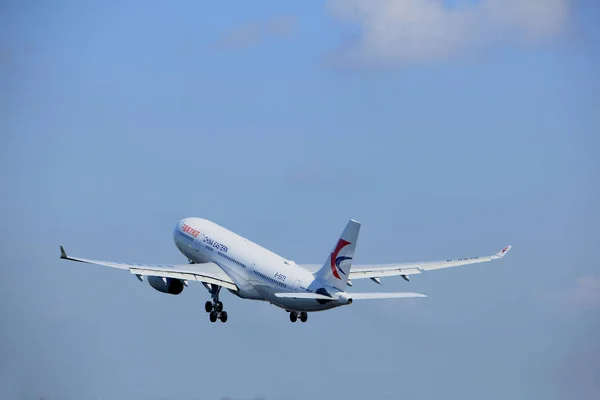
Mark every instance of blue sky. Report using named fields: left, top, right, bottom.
left=1, top=1, right=599, bottom=399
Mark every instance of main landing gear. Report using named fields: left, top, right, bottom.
left=204, top=284, right=227, bottom=323
left=205, top=301, right=227, bottom=323
left=289, top=311, right=308, bottom=323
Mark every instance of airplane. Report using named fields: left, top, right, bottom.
left=59, top=217, right=512, bottom=323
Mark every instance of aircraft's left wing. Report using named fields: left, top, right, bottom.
left=59, top=245, right=238, bottom=291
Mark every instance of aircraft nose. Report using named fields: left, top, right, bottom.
left=174, top=218, right=191, bottom=235
left=176, top=217, right=204, bottom=233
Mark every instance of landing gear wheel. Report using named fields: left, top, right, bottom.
left=204, top=285, right=226, bottom=323
left=209, top=311, right=218, bottom=322
left=219, top=311, right=228, bottom=323
left=299, top=312, right=308, bottom=322
left=289, top=312, right=298, bottom=322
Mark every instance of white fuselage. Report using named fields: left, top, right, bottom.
left=173, top=217, right=346, bottom=312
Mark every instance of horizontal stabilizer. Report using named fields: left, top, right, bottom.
left=348, top=292, right=427, bottom=300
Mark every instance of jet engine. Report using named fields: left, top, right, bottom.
left=147, top=276, right=184, bottom=295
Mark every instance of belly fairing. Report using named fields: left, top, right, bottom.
left=268, top=296, right=341, bottom=312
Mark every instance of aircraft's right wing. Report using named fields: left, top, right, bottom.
left=59, top=245, right=238, bottom=290
left=349, top=245, right=512, bottom=281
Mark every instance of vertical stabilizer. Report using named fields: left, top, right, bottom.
left=314, top=219, right=360, bottom=291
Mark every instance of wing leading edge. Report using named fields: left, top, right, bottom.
left=348, top=245, right=512, bottom=281
left=59, top=245, right=238, bottom=291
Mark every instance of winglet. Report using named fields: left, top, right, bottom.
left=493, top=245, right=512, bottom=259
left=59, top=245, right=68, bottom=259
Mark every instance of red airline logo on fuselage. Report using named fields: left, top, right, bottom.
left=182, top=223, right=200, bottom=238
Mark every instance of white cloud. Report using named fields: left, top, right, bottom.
left=325, top=0, right=572, bottom=66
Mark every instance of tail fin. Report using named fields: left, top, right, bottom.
left=314, top=219, right=360, bottom=291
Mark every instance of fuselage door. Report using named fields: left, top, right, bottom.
left=292, top=279, right=301, bottom=291
left=194, top=234, right=205, bottom=252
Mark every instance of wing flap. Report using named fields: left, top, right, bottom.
left=59, top=245, right=238, bottom=291
left=127, top=268, right=237, bottom=290
left=349, top=267, right=422, bottom=279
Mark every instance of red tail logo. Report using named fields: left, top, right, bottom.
left=330, top=239, right=351, bottom=279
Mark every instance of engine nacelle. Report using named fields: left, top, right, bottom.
left=148, top=276, right=184, bottom=295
